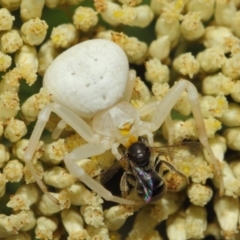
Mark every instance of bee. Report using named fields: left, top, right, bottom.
left=100, top=137, right=190, bottom=203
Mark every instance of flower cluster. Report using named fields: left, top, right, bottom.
left=0, top=0, right=240, bottom=239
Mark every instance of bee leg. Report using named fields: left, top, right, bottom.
left=120, top=172, right=135, bottom=199
left=159, top=158, right=189, bottom=184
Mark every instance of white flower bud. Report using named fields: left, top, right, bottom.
left=66, top=0, right=85, bottom=5
left=0, top=8, right=15, bottom=31
left=173, top=52, right=199, bottom=78
left=190, top=155, right=214, bottom=184
left=7, top=184, right=40, bottom=211
left=150, top=0, right=165, bottom=15
left=118, top=0, right=142, bottom=5
left=4, top=118, right=27, bottom=142
left=73, top=7, right=98, bottom=32
left=220, top=102, right=240, bottom=127
left=75, top=158, right=100, bottom=177
left=86, top=225, right=111, bottom=240
left=224, top=127, right=240, bottom=151
left=61, top=208, right=89, bottom=239
left=131, top=77, right=151, bottom=103
left=150, top=192, right=185, bottom=223
left=0, top=51, right=11, bottom=72
left=202, top=73, right=234, bottom=95
left=81, top=205, right=105, bottom=228
left=23, top=161, right=44, bottom=184
left=35, top=216, right=58, bottom=240
left=20, top=0, right=45, bottom=22
left=231, top=80, right=240, bottom=103
left=37, top=40, right=60, bottom=76
left=207, top=135, right=227, bottom=163
left=0, top=91, right=19, bottom=121
left=0, top=30, right=23, bottom=54
left=215, top=0, right=237, bottom=27
left=214, top=195, right=239, bottom=239
left=186, top=0, right=214, bottom=21
left=163, top=171, right=187, bottom=192
left=196, top=47, right=226, bottom=73
left=145, top=58, right=170, bottom=83
left=68, top=182, right=103, bottom=207
left=166, top=211, right=186, bottom=240
left=21, top=18, right=48, bottom=45
left=185, top=205, right=207, bottom=239
left=45, top=0, right=60, bottom=9
left=111, top=32, right=148, bottom=64
left=51, top=23, right=79, bottom=48
left=127, top=205, right=158, bottom=238
left=160, top=0, right=184, bottom=22
left=204, top=117, right=222, bottom=138
left=41, top=139, right=68, bottom=165
left=130, top=5, right=154, bottom=27
left=95, top=1, right=119, bottom=25
left=173, top=90, right=191, bottom=116
left=15, top=44, right=38, bottom=70
left=43, top=166, right=75, bottom=188
left=38, top=190, right=71, bottom=215
left=3, top=159, right=23, bottom=182
left=114, top=5, right=153, bottom=28
left=15, top=45, right=38, bottom=85
left=13, top=139, right=43, bottom=163
left=222, top=53, right=240, bottom=80
left=0, top=211, right=34, bottom=238
left=0, top=144, right=10, bottom=168
left=230, top=160, right=240, bottom=179
left=0, top=173, right=7, bottom=198
left=149, top=36, right=170, bottom=61
left=152, top=82, right=169, bottom=101
left=200, top=95, right=228, bottom=118
left=204, top=26, right=239, bottom=53
left=187, top=183, right=213, bottom=206
left=155, top=15, right=180, bottom=48
left=4, top=232, right=31, bottom=240
left=19, top=210, right=36, bottom=232
left=181, top=12, right=205, bottom=41
left=104, top=205, right=134, bottom=231
left=232, top=11, right=240, bottom=38
left=0, top=67, right=22, bottom=93
left=205, top=222, right=222, bottom=240
left=21, top=88, right=52, bottom=122
left=220, top=161, right=240, bottom=197
left=0, top=0, right=21, bottom=11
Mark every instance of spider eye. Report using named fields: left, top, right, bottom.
left=127, top=141, right=150, bottom=166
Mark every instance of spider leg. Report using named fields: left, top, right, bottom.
left=149, top=79, right=224, bottom=196
left=23, top=102, right=100, bottom=204
left=52, top=119, right=66, bottom=139
left=64, top=145, right=135, bottom=205
left=122, top=69, right=136, bottom=102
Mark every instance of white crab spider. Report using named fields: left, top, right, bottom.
left=23, top=39, right=223, bottom=205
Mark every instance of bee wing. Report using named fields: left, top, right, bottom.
left=130, top=162, right=153, bottom=202
left=152, top=140, right=202, bottom=161
left=99, top=157, right=127, bottom=184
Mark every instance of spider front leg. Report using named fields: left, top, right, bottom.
left=149, top=79, right=224, bottom=196
left=64, top=145, right=135, bottom=205
left=23, top=102, right=101, bottom=204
